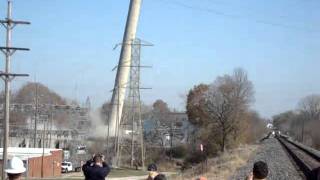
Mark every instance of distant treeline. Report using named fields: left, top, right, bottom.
left=273, top=94, right=320, bottom=150
left=1, top=82, right=75, bottom=128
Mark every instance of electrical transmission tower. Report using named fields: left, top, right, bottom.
left=0, top=1, right=30, bottom=179
left=114, top=38, right=152, bottom=169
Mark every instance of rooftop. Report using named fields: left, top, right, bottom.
left=0, top=147, right=61, bottom=160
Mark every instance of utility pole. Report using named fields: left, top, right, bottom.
left=41, top=115, right=47, bottom=178
left=49, top=105, right=53, bottom=148
left=170, top=122, right=173, bottom=161
left=33, top=83, right=38, bottom=148
left=115, top=85, right=121, bottom=167
left=301, top=117, right=305, bottom=143
left=0, top=1, right=30, bottom=179
left=106, top=105, right=110, bottom=159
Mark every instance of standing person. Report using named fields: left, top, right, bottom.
left=5, top=156, right=26, bottom=180
left=82, top=154, right=110, bottom=180
left=246, top=161, right=269, bottom=180
left=147, top=163, right=159, bottom=180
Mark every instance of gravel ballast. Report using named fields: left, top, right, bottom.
left=231, top=138, right=303, bottom=180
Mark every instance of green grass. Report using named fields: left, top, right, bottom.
left=108, top=168, right=148, bottom=177
left=20, top=168, right=148, bottom=180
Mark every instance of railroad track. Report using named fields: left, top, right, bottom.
left=277, top=136, right=320, bottom=180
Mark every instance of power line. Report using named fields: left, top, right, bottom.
left=200, top=0, right=308, bottom=22
left=155, top=0, right=319, bottom=33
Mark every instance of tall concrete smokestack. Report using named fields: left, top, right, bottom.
left=109, top=0, right=142, bottom=136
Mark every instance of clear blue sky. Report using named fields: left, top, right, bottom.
left=0, top=0, right=319, bottom=118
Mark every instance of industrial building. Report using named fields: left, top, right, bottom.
left=0, top=147, right=62, bottom=178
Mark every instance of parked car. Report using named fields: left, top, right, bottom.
left=61, top=161, right=73, bottom=173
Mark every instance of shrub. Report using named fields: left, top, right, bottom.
left=182, top=150, right=207, bottom=170
left=166, top=145, right=188, bottom=159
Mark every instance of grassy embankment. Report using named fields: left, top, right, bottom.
left=170, top=144, right=258, bottom=180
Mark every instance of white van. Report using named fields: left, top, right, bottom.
left=61, top=161, right=73, bottom=173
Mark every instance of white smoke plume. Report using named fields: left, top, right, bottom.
left=89, top=108, right=109, bottom=138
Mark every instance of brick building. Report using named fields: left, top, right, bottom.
left=0, top=147, right=62, bottom=178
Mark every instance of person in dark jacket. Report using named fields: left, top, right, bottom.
left=147, top=163, right=159, bottom=180
left=246, top=161, right=268, bottom=180
left=154, top=174, right=167, bottom=180
left=82, top=154, right=110, bottom=180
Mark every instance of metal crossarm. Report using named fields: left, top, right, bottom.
left=0, top=19, right=31, bottom=25
left=0, top=72, right=29, bottom=81
left=0, top=72, right=29, bottom=77
left=0, top=46, right=30, bottom=51
left=0, top=47, right=30, bottom=56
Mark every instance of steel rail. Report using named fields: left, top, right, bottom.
left=277, top=136, right=320, bottom=180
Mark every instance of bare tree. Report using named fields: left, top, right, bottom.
left=297, top=94, right=320, bottom=143
left=146, top=99, right=172, bottom=150
left=273, top=94, right=320, bottom=148
left=202, top=68, right=254, bottom=152
left=244, top=111, right=267, bottom=143
left=273, top=111, right=296, bottom=134
left=151, top=99, right=171, bottom=127
left=298, top=94, right=320, bottom=121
